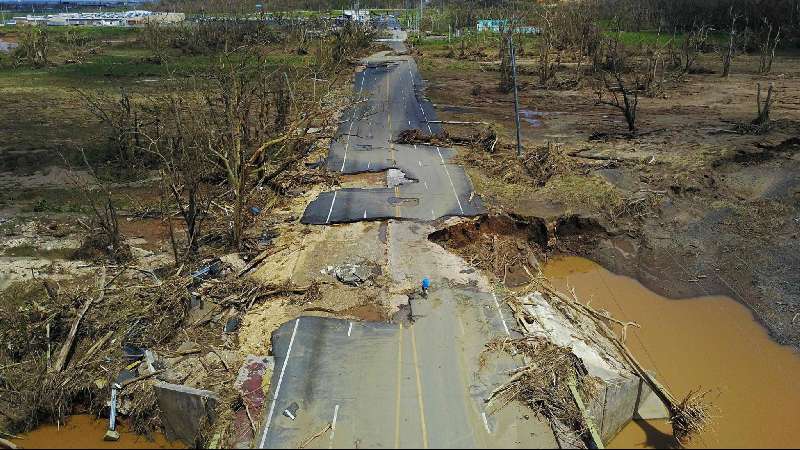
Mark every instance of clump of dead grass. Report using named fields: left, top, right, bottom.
left=670, top=389, right=713, bottom=445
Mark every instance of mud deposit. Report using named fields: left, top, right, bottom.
left=15, top=415, right=183, bottom=449
left=543, top=256, right=800, bottom=449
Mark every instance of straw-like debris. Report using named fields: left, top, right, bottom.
left=526, top=279, right=713, bottom=446
left=484, top=336, right=598, bottom=449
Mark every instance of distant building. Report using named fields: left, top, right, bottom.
left=476, top=19, right=539, bottom=34
left=476, top=19, right=507, bottom=33
left=13, top=10, right=185, bottom=27
left=342, top=9, right=370, bottom=23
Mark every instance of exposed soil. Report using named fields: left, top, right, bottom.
left=420, top=48, right=800, bottom=349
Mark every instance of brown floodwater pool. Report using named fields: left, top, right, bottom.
left=543, top=256, right=800, bottom=449
left=12, top=415, right=183, bottom=449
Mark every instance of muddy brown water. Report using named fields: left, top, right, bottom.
left=14, top=415, right=183, bottom=449
left=542, top=256, right=800, bottom=449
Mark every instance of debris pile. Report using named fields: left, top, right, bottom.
left=0, top=256, right=300, bottom=445
left=485, top=336, right=600, bottom=449
left=492, top=277, right=711, bottom=446
left=322, top=260, right=380, bottom=287
left=394, top=125, right=498, bottom=153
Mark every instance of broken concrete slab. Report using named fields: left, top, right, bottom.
left=518, top=291, right=670, bottom=443
left=155, top=382, right=219, bottom=446
left=325, top=260, right=378, bottom=286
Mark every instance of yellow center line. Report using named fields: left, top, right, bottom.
left=387, top=72, right=401, bottom=218
left=394, top=323, right=404, bottom=449
left=410, top=326, right=429, bottom=449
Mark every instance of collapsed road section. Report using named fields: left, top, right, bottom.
left=256, top=30, right=689, bottom=450
left=301, top=47, right=484, bottom=224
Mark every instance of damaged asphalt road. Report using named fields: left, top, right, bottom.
left=300, top=44, right=485, bottom=224
left=258, top=32, right=556, bottom=449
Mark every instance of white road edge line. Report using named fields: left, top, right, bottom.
left=491, top=292, right=511, bottom=336
left=348, top=322, right=353, bottom=337
left=325, top=191, right=338, bottom=224
left=258, top=318, right=301, bottom=448
left=482, top=412, right=492, bottom=434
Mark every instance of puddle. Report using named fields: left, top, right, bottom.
left=343, top=303, right=388, bottom=321
left=0, top=38, right=16, bottom=53
left=13, top=415, right=183, bottom=449
left=519, top=109, right=552, bottom=128
left=542, top=256, right=800, bottom=448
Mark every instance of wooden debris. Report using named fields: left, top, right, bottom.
left=298, top=423, right=332, bottom=449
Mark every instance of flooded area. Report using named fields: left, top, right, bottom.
left=543, top=256, right=800, bottom=448
left=14, top=415, right=183, bottom=449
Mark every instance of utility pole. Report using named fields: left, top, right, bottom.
left=510, top=34, right=522, bottom=158
left=418, top=0, right=422, bottom=33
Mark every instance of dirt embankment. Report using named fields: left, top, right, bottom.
left=419, top=48, right=800, bottom=349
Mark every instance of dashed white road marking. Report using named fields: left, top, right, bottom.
left=491, top=292, right=511, bottom=336
left=348, top=322, right=353, bottom=337
left=436, top=147, right=465, bottom=214
left=329, top=404, right=340, bottom=447
left=258, top=318, right=300, bottom=448
left=363, top=210, right=367, bottom=219
left=340, top=77, right=367, bottom=172
left=325, top=191, right=338, bottom=224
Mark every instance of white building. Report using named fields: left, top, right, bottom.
left=342, top=9, right=370, bottom=23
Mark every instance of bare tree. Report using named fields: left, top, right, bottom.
left=721, top=7, right=743, bottom=78
left=595, top=38, right=641, bottom=133
left=753, top=82, right=775, bottom=129
left=535, top=10, right=560, bottom=87
left=758, top=19, right=781, bottom=75
left=498, top=25, right=514, bottom=93
left=677, top=23, right=709, bottom=75
left=66, top=150, right=131, bottom=263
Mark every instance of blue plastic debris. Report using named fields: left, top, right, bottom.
left=191, top=258, right=222, bottom=281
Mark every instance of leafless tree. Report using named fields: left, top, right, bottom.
left=498, top=25, right=514, bottom=93
left=677, top=24, right=710, bottom=75
left=594, top=38, right=641, bottom=133
left=721, top=7, right=743, bottom=78
left=753, top=82, right=775, bottom=128
left=758, top=19, right=781, bottom=75
left=64, top=149, right=131, bottom=263
left=535, top=10, right=560, bottom=87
